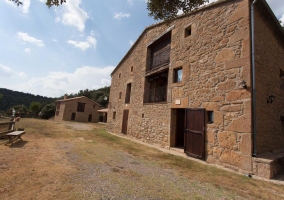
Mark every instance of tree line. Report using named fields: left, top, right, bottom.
left=0, top=87, right=110, bottom=119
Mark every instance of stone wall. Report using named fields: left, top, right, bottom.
left=254, top=6, right=284, bottom=154
left=107, top=0, right=253, bottom=173
left=54, top=97, right=101, bottom=123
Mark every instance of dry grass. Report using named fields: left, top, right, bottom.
left=0, top=118, right=283, bottom=199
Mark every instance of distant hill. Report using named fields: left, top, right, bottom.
left=0, top=88, right=55, bottom=112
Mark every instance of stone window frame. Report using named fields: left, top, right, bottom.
left=173, top=67, right=183, bottom=83
left=125, top=83, right=132, bottom=104
left=119, top=92, right=122, bottom=99
left=119, top=73, right=121, bottom=78
left=113, top=112, right=116, bottom=120
left=184, top=25, right=192, bottom=38
left=130, top=66, right=134, bottom=73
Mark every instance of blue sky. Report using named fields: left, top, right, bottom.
left=0, top=0, right=283, bottom=98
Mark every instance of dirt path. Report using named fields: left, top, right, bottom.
left=0, top=119, right=284, bottom=200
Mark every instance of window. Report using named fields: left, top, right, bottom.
left=184, top=25, right=192, bottom=38
left=93, top=105, right=96, bottom=109
left=119, top=92, right=122, bottom=99
left=174, top=68, right=182, bottom=83
left=113, top=112, right=116, bottom=119
left=77, top=102, right=86, bottom=112
left=144, top=72, right=168, bottom=103
left=131, top=66, right=133, bottom=72
left=280, top=68, right=284, bottom=90
left=207, top=111, right=214, bottom=124
left=119, top=73, right=121, bottom=78
left=56, top=111, right=59, bottom=116
left=142, top=113, right=144, bottom=118
left=125, top=83, right=132, bottom=103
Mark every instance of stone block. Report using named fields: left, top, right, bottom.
left=218, top=131, right=237, bottom=150
left=206, top=129, right=216, bottom=144
left=220, top=104, right=242, bottom=112
left=217, top=79, right=237, bottom=91
left=226, top=90, right=251, bottom=101
left=214, top=111, right=223, bottom=125
left=201, top=102, right=220, bottom=111
left=226, top=114, right=251, bottom=133
left=219, top=149, right=252, bottom=171
left=215, top=48, right=236, bottom=63
left=228, top=27, right=249, bottom=45
left=225, top=57, right=249, bottom=70
left=239, top=133, right=252, bottom=155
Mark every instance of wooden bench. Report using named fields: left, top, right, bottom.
left=0, top=121, right=15, bottom=137
left=5, top=131, right=25, bottom=145
left=0, top=121, right=25, bottom=145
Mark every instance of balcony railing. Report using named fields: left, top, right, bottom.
left=144, top=86, right=167, bottom=103
left=150, top=45, right=170, bottom=70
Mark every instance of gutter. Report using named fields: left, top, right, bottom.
left=251, top=0, right=259, bottom=157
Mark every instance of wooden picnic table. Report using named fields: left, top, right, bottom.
left=5, top=131, right=25, bottom=145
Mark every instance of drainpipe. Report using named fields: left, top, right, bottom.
left=251, top=0, right=259, bottom=157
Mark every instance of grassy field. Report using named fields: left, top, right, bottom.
left=0, top=118, right=283, bottom=199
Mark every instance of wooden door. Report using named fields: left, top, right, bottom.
left=121, top=109, right=129, bottom=134
left=184, top=108, right=205, bottom=160
left=88, top=114, right=92, bottom=122
left=71, top=113, right=76, bottom=121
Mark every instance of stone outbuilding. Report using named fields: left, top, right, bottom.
left=54, top=95, right=102, bottom=123
left=106, top=0, right=284, bottom=179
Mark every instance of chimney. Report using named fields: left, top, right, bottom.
left=64, top=94, right=68, bottom=100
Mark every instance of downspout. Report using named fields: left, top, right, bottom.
left=251, top=0, right=259, bottom=157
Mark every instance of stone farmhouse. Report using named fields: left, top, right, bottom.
left=106, top=0, right=284, bottom=179
left=54, top=95, right=102, bottom=123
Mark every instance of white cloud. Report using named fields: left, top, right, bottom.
left=10, top=66, right=114, bottom=97
left=5, top=0, right=30, bottom=13
left=57, top=0, right=89, bottom=32
left=127, top=0, right=133, bottom=6
left=0, top=64, right=26, bottom=78
left=24, top=48, right=31, bottom=53
left=67, top=36, right=97, bottom=51
left=114, top=12, right=130, bottom=19
left=17, top=32, right=44, bottom=47
left=130, top=40, right=134, bottom=46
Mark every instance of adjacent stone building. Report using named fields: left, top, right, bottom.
left=106, top=0, right=284, bottom=179
left=54, top=95, right=102, bottom=123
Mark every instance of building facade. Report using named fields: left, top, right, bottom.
left=106, top=0, right=284, bottom=179
left=54, top=96, right=102, bottom=123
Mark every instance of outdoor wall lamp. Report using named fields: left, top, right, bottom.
left=104, top=96, right=108, bottom=101
left=267, top=94, right=275, bottom=104
left=240, top=80, right=247, bottom=89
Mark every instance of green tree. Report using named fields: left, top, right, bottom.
left=9, top=0, right=22, bottom=6
left=30, top=102, right=41, bottom=117
left=40, top=103, right=55, bottom=119
left=0, top=93, right=2, bottom=101
left=45, top=0, right=207, bottom=21
left=147, top=0, right=208, bottom=21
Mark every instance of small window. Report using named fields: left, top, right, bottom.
left=77, top=102, right=86, bottom=112
left=174, top=68, right=182, bottom=83
left=119, top=92, right=122, bottom=99
left=142, top=114, right=144, bottom=118
left=125, top=83, right=131, bottom=104
left=207, top=111, right=214, bottom=124
left=184, top=25, right=192, bottom=38
left=93, top=105, right=96, bottom=109
left=113, top=112, right=116, bottom=119
left=119, top=73, right=121, bottom=78
left=131, top=66, right=133, bottom=72
left=280, top=68, right=284, bottom=90
left=56, top=111, right=59, bottom=116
